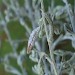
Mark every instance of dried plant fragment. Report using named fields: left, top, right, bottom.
left=27, top=27, right=40, bottom=54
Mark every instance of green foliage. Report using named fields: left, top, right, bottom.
left=0, top=0, right=75, bottom=75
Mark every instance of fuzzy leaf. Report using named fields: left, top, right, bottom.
left=29, top=50, right=39, bottom=62
left=32, top=64, right=43, bottom=75
left=4, top=64, right=22, bottom=75
left=69, top=68, right=74, bottom=75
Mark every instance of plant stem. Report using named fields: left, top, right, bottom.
left=40, top=0, right=58, bottom=75
left=63, top=0, right=75, bottom=32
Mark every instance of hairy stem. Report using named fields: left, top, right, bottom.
left=40, top=0, right=58, bottom=75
